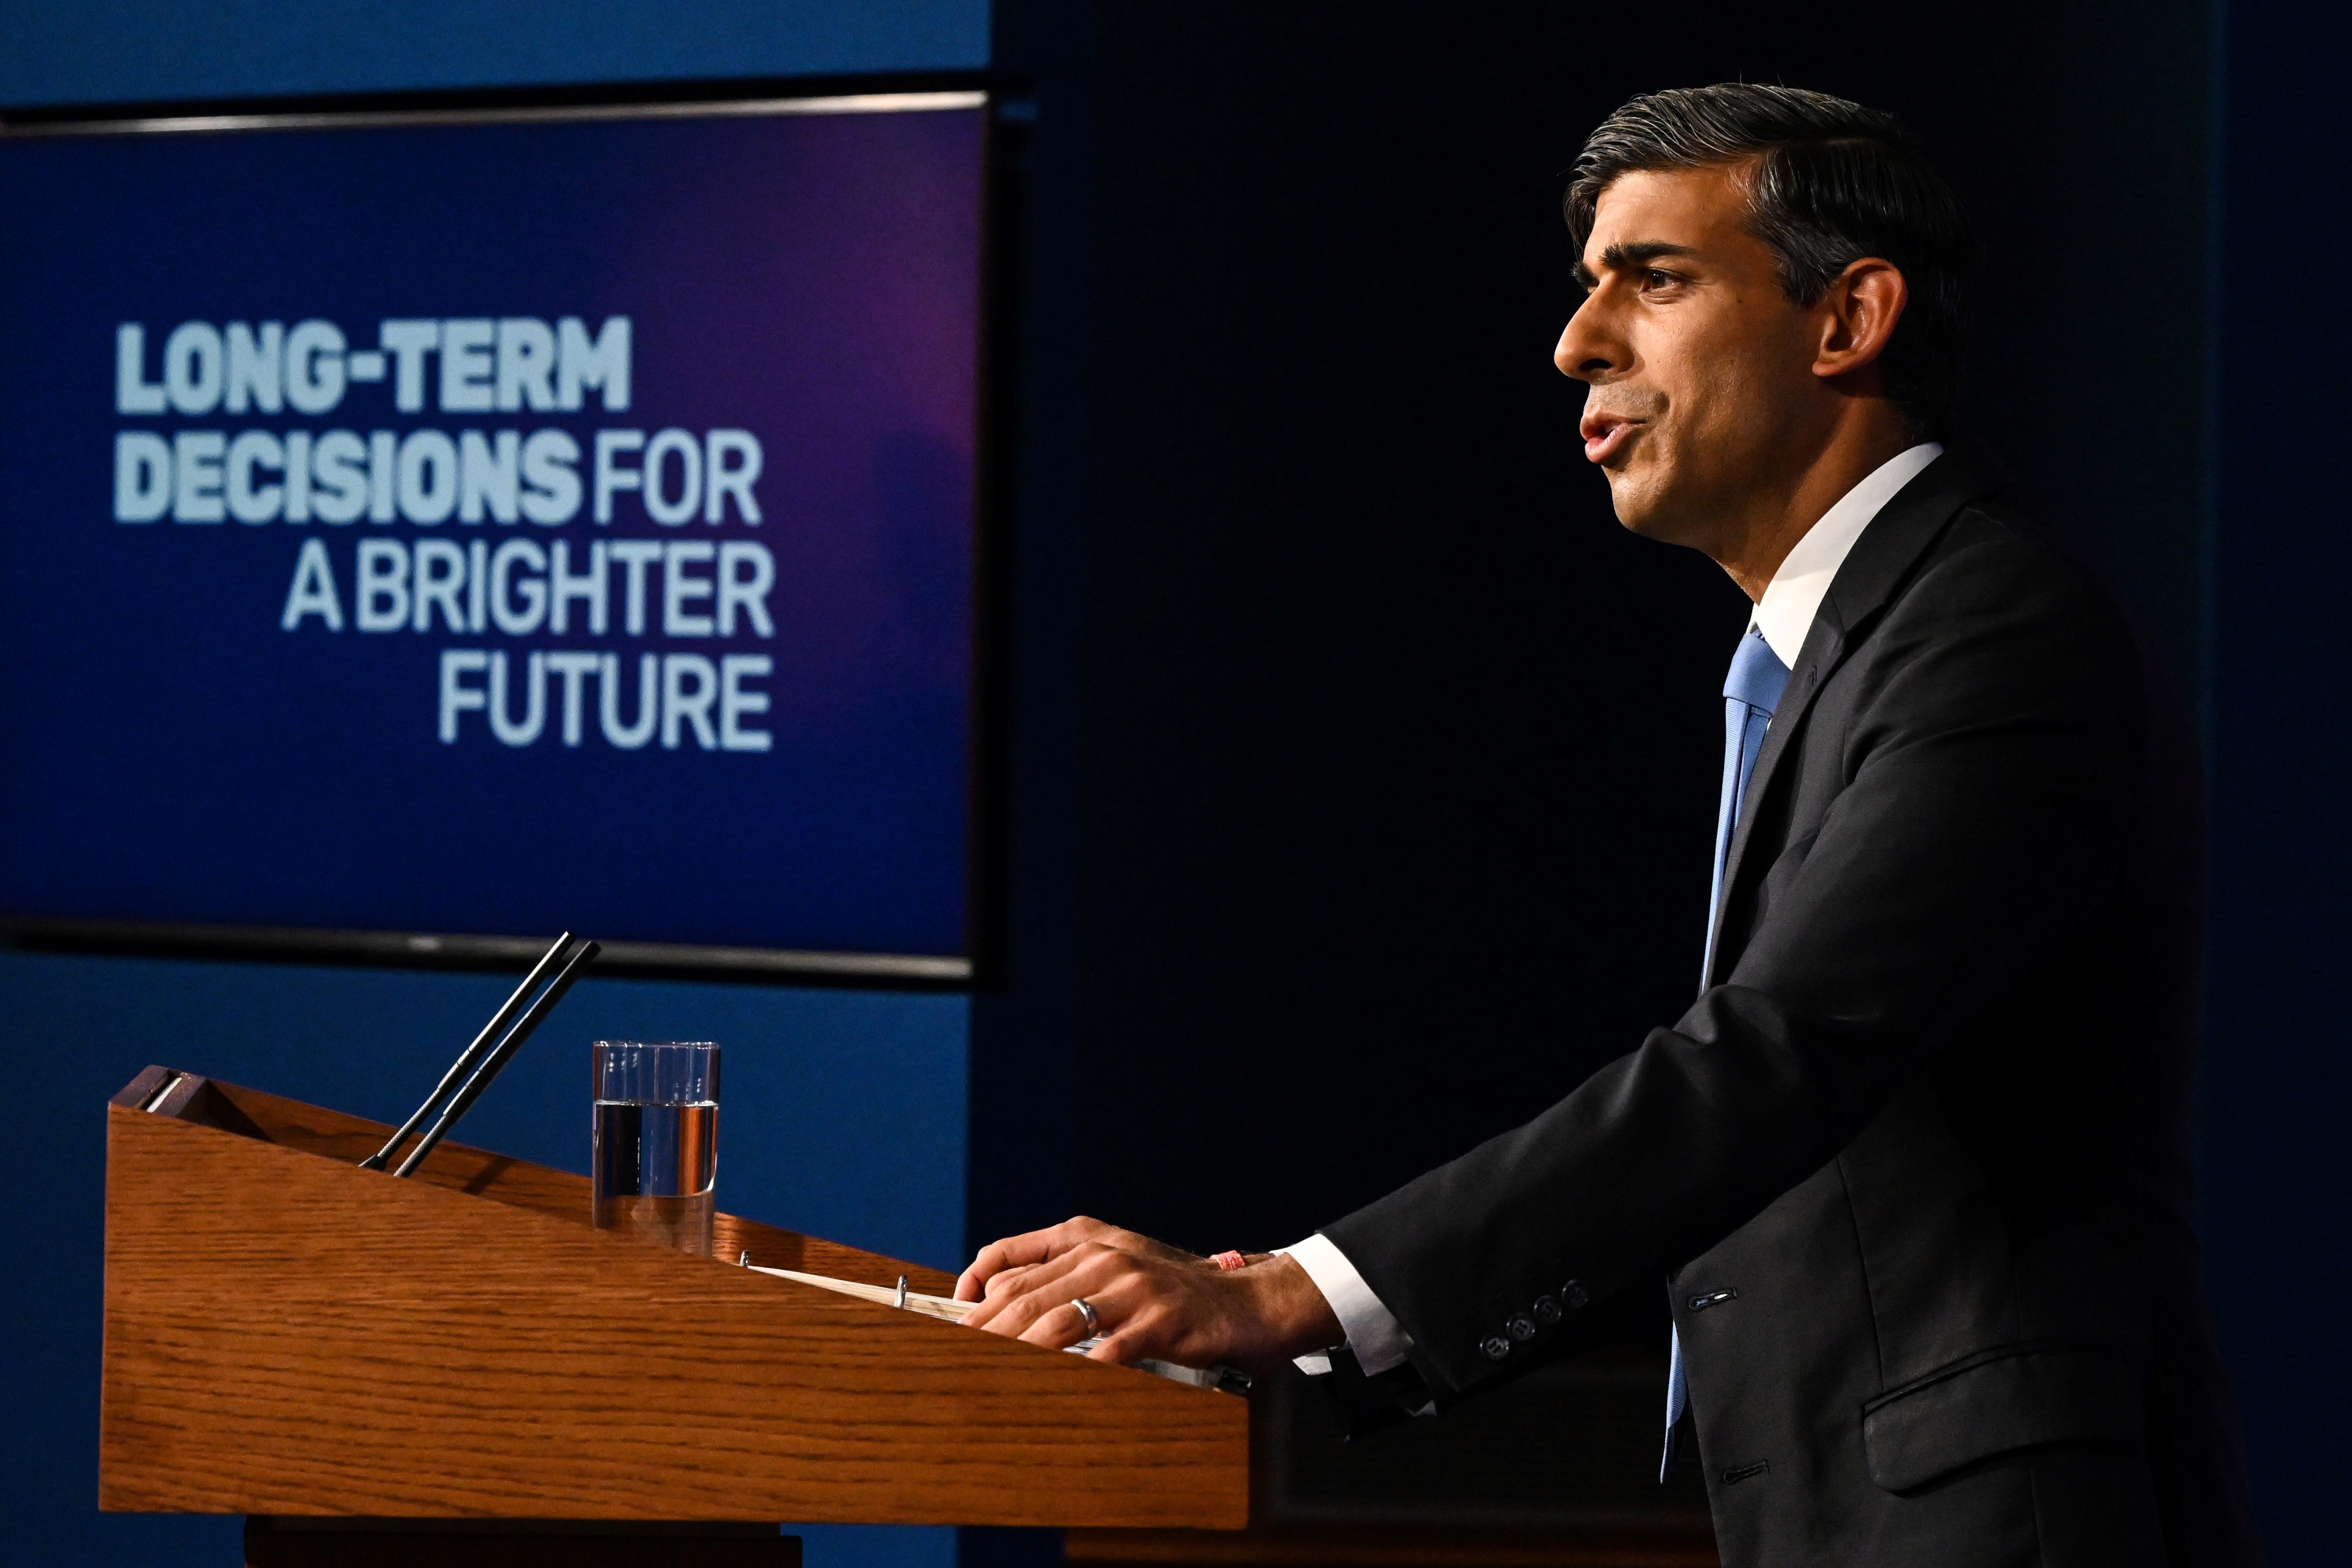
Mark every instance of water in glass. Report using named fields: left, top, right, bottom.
left=591, top=1041, right=720, bottom=1256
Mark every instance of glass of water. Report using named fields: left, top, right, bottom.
left=591, top=1041, right=720, bottom=1256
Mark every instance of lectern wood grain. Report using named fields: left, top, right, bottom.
left=165, top=1074, right=959, bottom=1295
left=102, top=1070, right=1247, bottom=1528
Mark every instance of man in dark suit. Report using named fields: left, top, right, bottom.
left=955, top=85, right=2262, bottom=1566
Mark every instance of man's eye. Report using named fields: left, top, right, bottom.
left=1644, top=269, right=1678, bottom=291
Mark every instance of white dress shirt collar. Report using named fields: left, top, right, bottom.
left=1750, top=442, right=1943, bottom=668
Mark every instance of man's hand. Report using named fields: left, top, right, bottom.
left=956, top=1215, right=1344, bottom=1375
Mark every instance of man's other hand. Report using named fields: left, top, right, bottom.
left=955, top=1215, right=1344, bottom=1374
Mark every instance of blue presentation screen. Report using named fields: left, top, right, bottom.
left=0, top=97, right=984, bottom=962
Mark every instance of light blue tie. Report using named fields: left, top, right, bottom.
left=1664, top=626, right=1791, bottom=1481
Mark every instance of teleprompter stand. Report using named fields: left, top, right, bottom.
left=101, top=1067, right=1248, bottom=1565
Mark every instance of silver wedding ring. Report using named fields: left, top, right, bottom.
left=1071, top=1297, right=1101, bottom=1336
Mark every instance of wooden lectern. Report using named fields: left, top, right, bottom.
left=101, top=1066, right=1249, bottom=1561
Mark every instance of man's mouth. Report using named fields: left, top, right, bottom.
left=1580, top=412, right=1644, bottom=465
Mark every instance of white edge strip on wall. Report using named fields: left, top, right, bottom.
left=0, top=90, right=990, bottom=138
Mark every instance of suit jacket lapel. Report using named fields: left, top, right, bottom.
left=1706, top=447, right=2010, bottom=987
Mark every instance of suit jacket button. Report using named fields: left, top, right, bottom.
left=1506, top=1314, right=1536, bottom=1342
left=1480, top=1335, right=1511, bottom=1361
left=1533, top=1295, right=1562, bottom=1325
left=1563, top=1281, right=1589, bottom=1310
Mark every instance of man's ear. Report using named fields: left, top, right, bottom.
left=1813, top=258, right=1908, bottom=382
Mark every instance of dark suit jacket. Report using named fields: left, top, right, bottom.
left=1320, top=448, right=2263, bottom=1567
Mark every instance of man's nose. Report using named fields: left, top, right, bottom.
left=1554, top=292, right=1623, bottom=382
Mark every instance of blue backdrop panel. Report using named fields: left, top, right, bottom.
left=2, top=7, right=988, bottom=1568
left=0, top=951, right=967, bottom=1566
left=0, top=102, right=982, bottom=958
left=0, top=1, right=991, bottom=106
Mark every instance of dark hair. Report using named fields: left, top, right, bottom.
left=1565, top=84, right=1972, bottom=438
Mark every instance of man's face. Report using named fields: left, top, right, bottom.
left=1557, top=163, right=1829, bottom=548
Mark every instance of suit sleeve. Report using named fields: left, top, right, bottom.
left=1321, top=527, right=2146, bottom=1401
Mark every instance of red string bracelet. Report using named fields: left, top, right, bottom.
left=1210, top=1250, right=1247, bottom=1272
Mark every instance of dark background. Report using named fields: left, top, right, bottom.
left=977, top=1, right=2343, bottom=1562
left=979, top=0, right=2210, bottom=1298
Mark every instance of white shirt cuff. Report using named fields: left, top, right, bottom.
left=1277, top=1233, right=1413, bottom=1377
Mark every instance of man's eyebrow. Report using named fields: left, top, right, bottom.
left=1573, top=240, right=1700, bottom=289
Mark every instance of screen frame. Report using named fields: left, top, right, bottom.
left=0, top=76, right=1004, bottom=989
